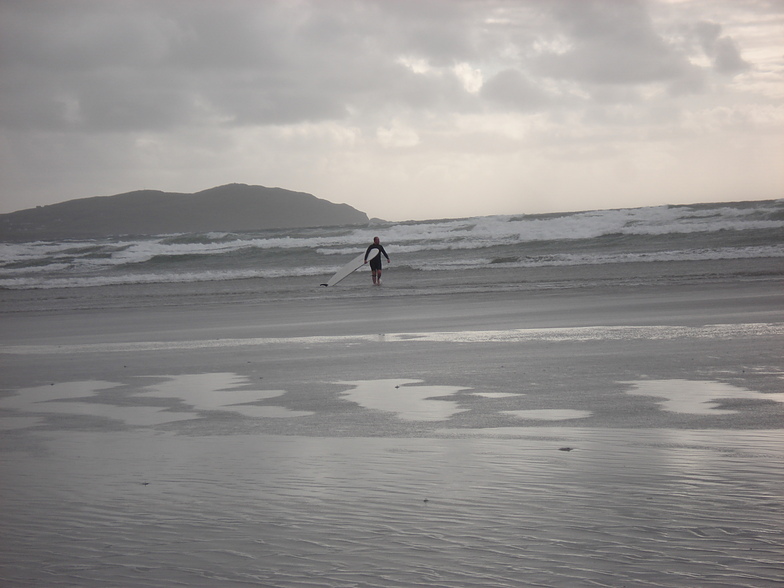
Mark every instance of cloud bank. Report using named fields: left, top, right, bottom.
left=1, top=0, right=781, bottom=220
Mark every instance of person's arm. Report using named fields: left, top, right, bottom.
left=380, top=245, right=390, bottom=262
left=364, top=244, right=373, bottom=262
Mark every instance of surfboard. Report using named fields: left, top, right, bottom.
left=321, top=248, right=379, bottom=287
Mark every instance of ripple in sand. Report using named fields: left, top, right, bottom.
left=504, top=409, right=592, bottom=421
left=624, top=379, right=784, bottom=415
left=0, top=416, right=45, bottom=430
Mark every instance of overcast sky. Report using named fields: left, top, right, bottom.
left=1, top=0, right=782, bottom=221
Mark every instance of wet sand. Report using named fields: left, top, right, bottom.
left=1, top=280, right=783, bottom=586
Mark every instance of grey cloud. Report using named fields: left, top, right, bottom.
left=535, top=0, right=698, bottom=85
left=0, top=2, right=177, bottom=71
left=712, top=37, right=750, bottom=75
left=347, top=0, right=479, bottom=65
left=665, top=67, right=709, bottom=96
left=693, top=21, right=751, bottom=75
left=164, top=3, right=285, bottom=71
left=75, top=73, right=197, bottom=132
left=0, top=1, right=339, bottom=131
left=0, top=2, right=192, bottom=131
left=480, top=69, right=549, bottom=111
left=0, top=0, right=479, bottom=133
left=0, top=66, right=197, bottom=132
left=0, top=0, right=768, bottom=137
left=203, top=79, right=349, bottom=126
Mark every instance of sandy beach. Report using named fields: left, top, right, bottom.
left=1, top=278, right=783, bottom=587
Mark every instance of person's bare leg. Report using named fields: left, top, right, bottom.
left=376, top=269, right=382, bottom=285
left=371, top=270, right=378, bottom=285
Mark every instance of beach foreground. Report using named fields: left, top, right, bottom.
left=1, top=279, right=783, bottom=587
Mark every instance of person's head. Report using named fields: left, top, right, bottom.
left=373, top=236, right=380, bottom=245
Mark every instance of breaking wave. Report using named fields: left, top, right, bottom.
left=1, top=199, right=782, bottom=290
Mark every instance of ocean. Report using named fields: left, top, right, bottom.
left=1, top=199, right=782, bottom=311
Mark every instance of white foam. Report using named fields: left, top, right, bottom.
left=417, top=245, right=784, bottom=271
left=0, top=265, right=337, bottom=289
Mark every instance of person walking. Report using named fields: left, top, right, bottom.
left=364, top=236, right=390, bottom=285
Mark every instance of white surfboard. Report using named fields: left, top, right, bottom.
left=321, top=248, right=379, bottom=287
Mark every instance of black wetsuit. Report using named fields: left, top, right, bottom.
left=365, top=243, right=389, bottom=271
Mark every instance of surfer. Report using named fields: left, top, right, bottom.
left=364, top=237, right=390, bottom=285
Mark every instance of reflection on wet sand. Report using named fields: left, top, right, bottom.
left=0, top=373, right=312, bottom=428
left=338, top=379, right=470, bottom=421
left=624, top=379, right=784, bottom=415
